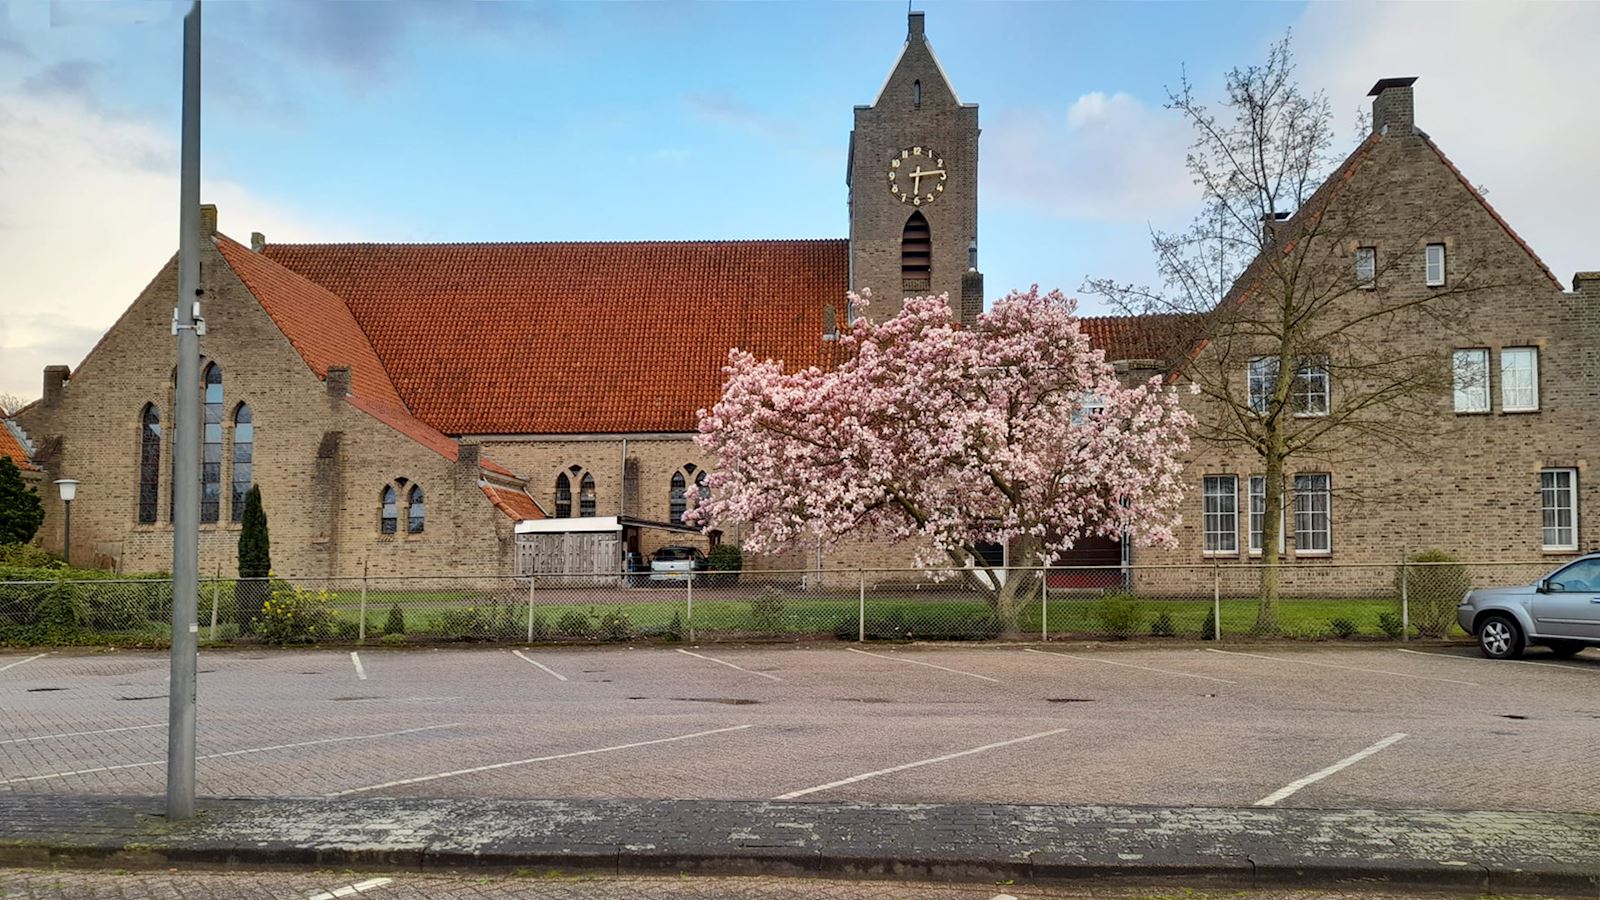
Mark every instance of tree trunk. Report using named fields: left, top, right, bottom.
left=1256, top=447, right=1285, bottom=634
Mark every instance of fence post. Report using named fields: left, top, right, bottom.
left=207, top=566, right=220, bottom=642
left=1212, top=561, right=1222, bottom=642
left=858, top=572, right=866, bottom=643
left=1040, top=569, right=1049, bottom=643
left=527, top=574, right=537, bottom=643
left=1400, top=551, right=1409, bottom=643
left=358, top=560, right=369, bottom=644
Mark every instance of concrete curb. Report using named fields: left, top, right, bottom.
left=1, top=796, right=1596, bottom=896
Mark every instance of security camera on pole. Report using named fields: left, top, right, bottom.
left=168, top=0, right=203, bottom=821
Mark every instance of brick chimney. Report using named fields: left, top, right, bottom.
left=1574, top=272, right=1600, bottom=295
left=199, top=204, right=218, bottom=237
left=250, top=232, right=266, bottom=253
left=908, top=9, right=924, bottom=39
left=325, top=365, right=351, bottom=399
left=42, top=365, right=69, bottom=407
left=457, top=442, right=481, bottom=469
left=1369, top=77, right=1418, bottom=135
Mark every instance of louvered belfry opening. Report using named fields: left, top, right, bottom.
left=901, top=211, right=931, bottom=292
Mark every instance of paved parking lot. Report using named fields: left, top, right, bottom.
left=1, top=642, right=1596, bottom=810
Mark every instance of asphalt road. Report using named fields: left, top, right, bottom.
left=0, top=869, right=1543, bottom=900
left=1, top=642, right=1596, bottom=810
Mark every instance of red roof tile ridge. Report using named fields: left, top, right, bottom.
left=480, top=481, right=546, bottom=521
left=0, top=418, right=38, bottom=472
left=265, top=237, right=849, bottom=249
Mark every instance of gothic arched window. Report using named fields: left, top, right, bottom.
left=670, top=464, right=709, bottom=526
left=913, top=79, right=921, bottom=109
left=556, top=465, right=594, bottom=518
left=380, top=485, right=398, bottom=534
left=407, top=484, right=425, bottom=534
left=137, top=403, right=161, bottom=524
left=200, top=362, right=223, bottom=523
left=901, top=211, right=931, bottom=291
left=579, top=472, right=596, bottom=517
left=230, top=403, right=253, bottom=523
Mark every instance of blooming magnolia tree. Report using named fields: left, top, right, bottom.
left=690, top=287, right=1194, bottom=632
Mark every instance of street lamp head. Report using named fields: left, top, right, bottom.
left=54, top=479, right=79, bottom=503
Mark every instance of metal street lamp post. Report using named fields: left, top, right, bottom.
left=54, top=479, right=79, bottom=567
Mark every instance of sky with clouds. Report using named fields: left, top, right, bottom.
left=2, top=0, right=1597, bottom=404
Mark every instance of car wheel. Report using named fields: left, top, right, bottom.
left=1478, top=614, right=1525, bottom=660
left=1545, top=639, right=1585, bottom=658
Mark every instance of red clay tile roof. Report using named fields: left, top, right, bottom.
left=215, top=236, right=517, bottom=479
left=480, top=482, right=545, bottom=521
left=262, top=240, right=850, bottom=434
left=1079, top=314, right=1191, bottom=363
left=0, top=420, right=36, bottom=472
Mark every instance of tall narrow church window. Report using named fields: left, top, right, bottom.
left=230, top=404, right=253, bottom=523
left=555, top=472, right=573, bottom=518
left=200, top=362, right=223, bottom=523
left=380, top=485, right=398, bottom=534
left=579, top=472, right=596, bottom=517
left=138, top=404, right=161, bottom=525
left=913, top=79, right=921, bottom=109
left=901, top=212, right=931, bottom=291
left=407, top=485, right=425, bottom=534
left=670, top=464, right=709, bottom=526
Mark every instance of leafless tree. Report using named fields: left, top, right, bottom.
left=1085, top=35, right=1521, bottom=630
left=0, top=393, right=29, bottom=416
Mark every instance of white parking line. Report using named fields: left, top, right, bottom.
left=308, top=877, right=394, bottom=899
left=0, top=653, right=48, bottom=674
left=0, top=723, right=460, bottom=786
left=0, top=723, right=164, bottom=746
left=772, top=728, right=1068, bottom=800
left=350, top=651, right=367, bottom=680
left=329, top=723, right=754, bottom=796
left=676, top=648, right=784, bottom=682
left=1397, top=647, right=1600, bottom=674
left=844, top=647, right=1000, bottom=683
left=1023, top=647, right=1236, bottom=684
left=1253, top=732, right=1407, bottom=807
left=512, top=649, right=568, bottom=681
left=1205, top=648, right=1477, bottom=687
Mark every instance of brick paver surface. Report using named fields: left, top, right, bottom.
left=2, top=644, right=1596, bottom=812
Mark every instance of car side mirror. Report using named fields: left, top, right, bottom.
left=1536, top=579, right=1552, bottom=593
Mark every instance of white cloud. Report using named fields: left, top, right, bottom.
left=0, top=91, right=348, bottom=403
left=1293, top=0, right=1600, bottom=285
left=983, top=90, right=1195, bottom=223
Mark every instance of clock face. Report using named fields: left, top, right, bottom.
left=887, top=146, right=947, bottom=206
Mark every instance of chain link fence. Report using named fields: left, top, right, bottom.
left=0, top=560, right=1563, bottom=646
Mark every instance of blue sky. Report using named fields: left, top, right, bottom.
left=2, top=0, right=1598, bottom=403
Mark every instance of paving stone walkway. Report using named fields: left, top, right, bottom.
left=1, top=795, right=1596, bottom=895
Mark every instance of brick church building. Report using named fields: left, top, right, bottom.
left=8, top=13, right=1599, bottom=580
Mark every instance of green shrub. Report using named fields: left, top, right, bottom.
left=1330, top=617, right=1359, bottom=639
left=1094, top=594, right=1143, bottom=640
left=706, top=544, right=743, bottom=586
left=334, top=619, right=360, bottom=641
left=598, top=609, right=633, bottom=642
left=1396, top=549, right=1470, bottom=638
left=1201, top=608, right=1218, bottom=640
left=834, top=607, right=1001, bottom=642
left=1377, top=611, right=1406, bottom=639
left=380, top=632, right=406, bottom=646
left=529, top=613, right=550, bottom=641
left=1150, top=611, right=1175, bottom=637
left=1282, top=621, right=1330, bottom=640
left=0, top=543, right=61, bottom=569
left=253, top=581, right=335, bottom=644
left=382, top=603, right=406, bottom=636
left=435, top=607, right=496, bottom=640
left=557, top=611, right=593, bottom=638
left=749, top=585, right=787, bottom=631
left=665, top=610, right=684, bottom=642
left=0, top=458, right=44, bottom=545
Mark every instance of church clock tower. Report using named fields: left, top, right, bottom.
left=848, top=10, right=981, bottom=325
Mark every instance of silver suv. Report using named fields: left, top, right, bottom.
left=1459, top=555, right=1600, bottom=659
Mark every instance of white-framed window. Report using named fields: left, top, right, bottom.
left=1292, top=473, right=1331, bottom=555
left=1355, top=246, right=1376, bottom=289
left=1292, top=362, right=1330, bottom=417
left=1425, top=243, right=1446, bottom=287
left=1500, top=347, right=1539, bottom=412
left=1248, top=357, right=1277, bottom=413
left=1248, top=475, right=1285, bottom=555
left=1540, top=468, right=1578, bottom=552
left=1452, top=348, right=1490, bottom=413
left=1202, top=475, right=1239, bottom=555
left=1071, top=392, right=1107, bottom=426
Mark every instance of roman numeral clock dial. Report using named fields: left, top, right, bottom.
left=886, top=146, right=948, bottom=206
